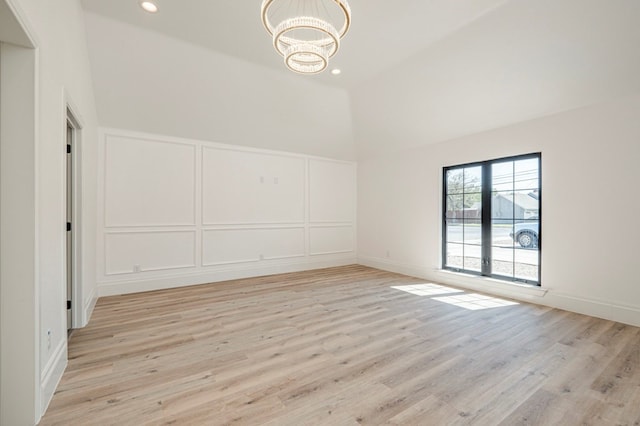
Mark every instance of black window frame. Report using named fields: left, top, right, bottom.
left=442, top=152, right=542, bottom=286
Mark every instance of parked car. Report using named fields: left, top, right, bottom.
left=510, top=222, right=539, bottom=248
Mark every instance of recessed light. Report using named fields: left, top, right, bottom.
left=140, top=1, right=158, bottom=13
left=331, top=69, right=342, bottom=75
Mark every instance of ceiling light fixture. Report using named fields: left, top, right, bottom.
left=331, top=68, right=341, bottom=75
left=261, top=0, right=352, bottom=75
left=140, top=1, right=158, bottom=13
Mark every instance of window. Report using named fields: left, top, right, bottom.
left=443, top=153, right=541, bottom=285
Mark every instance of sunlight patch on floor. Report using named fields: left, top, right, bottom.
left=431, top=293, right=519, bottom=310
left=391, top=283, right=464, bottom=296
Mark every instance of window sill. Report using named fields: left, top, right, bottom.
left=433, top=269, right=547, bottom=298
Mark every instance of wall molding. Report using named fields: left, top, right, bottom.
left=98, top=257, right=357, bottom=297
left=309, top=225, right=355, bottom=256
left=200, top=146, right=306, bottom=226
left=102, top=133, right=197, bottom=228
left=309, top=250, right=354, bottom=256
left=40, top=340, right=67, bottom=417
left=201, top=222, right=306, bottom=228
left=104, top=223, right=197, bottom=229
left=104, top=230, right=197, bottom=275
left=201, top=227, right=306, bottom=266
left=358, top=255, right=640, bottom=327
left=98, top=127, right=357, bottom=296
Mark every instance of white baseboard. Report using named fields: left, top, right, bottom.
left=98, top=257, right=358, bottom=297
left=358, top=256, right=432, bottom=280
left=40, top=340, right=67, bottom=417
left=82, top=286, right=98, bottom=327
left=358, top=255, right=640, bottom=327
left=542, top=292, right=640, bottom=328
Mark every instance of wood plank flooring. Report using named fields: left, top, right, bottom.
left=40, top=265, right=640, bottom=425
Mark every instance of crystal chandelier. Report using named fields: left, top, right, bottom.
left=261, top=0, right=352, bottom=75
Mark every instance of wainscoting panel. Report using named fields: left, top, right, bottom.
left=104, top=135, right=196, bottom=227
left=98, top=129, right=356, bottom=296
left=202, top=148, right=305, bottom=225
left=309, top=159, right=356, bottom=223
left=309, top=225, right=354, bottom=256
left=105, top=230, right=196, bottom=275
left=202, top=227, right=305, bottom=266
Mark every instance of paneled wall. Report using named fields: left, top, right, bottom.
left=97, top=129, right=356, bottom=296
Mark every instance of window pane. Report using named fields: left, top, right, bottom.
left=446, top=222, right=463, bottom=244
left=514, top=158, right=539, bottom=191
left=512, top=191, right=539, bottom=220
left=492, top=245, right=514, bottom=278
left=492, top=191, right=515, bottom=220
left=515, top=248, right=539, bottom=282
left=464, top=166, right=482, bottom=193
left=512, top=220, right=539, bottom=249
left=445, top=243, right=463, bottom=269
left=463, top=244, right=481, bottom=272
left=463, top=219, right=481, bottom=245
left=492, top=161, right=513, bottom=192
left=492, top=222, right=513, bottom=247
left=446, top=194, right=464, bottom=220
left=463, top=194, right=481, bottom=217
left=447, top=169, right=464, bottom=194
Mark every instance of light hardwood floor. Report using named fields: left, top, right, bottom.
left=41, top=265, right=640, bottom=425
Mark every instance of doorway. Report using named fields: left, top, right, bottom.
left=65, top=107, right=82, bottom=332
left=66, top=120, right=73, bottom=332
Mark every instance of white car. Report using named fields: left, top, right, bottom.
left=510, top=222, right=539, bottom=248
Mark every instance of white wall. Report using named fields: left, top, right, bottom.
left=83, top=12, right=356, bottom=161
left=0, top=0, right=100, bottom=422
left=358, top=93, right=640, bottom=326
left=97, top=129, right=357, bottom=296
left=351, top=0, right=640, bottom=159
left=1, top=39, right=38, bottom=426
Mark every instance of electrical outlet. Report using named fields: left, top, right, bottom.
left=259, top=254, right=264, bottom=261
left=386, top=250, right=390, bottom=258
left=47, top=329, right=51, bottom=350
left=133, top=264, right=141, bottom=273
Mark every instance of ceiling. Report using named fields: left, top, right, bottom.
left=80, top=0, right=508, bottom=88
left=80, top=0, right=640, bottom=159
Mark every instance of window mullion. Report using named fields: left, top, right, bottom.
left=481, top=162, right=492, bottom=276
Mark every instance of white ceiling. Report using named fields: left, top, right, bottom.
left=352, top=0, right=640, bottom=156
left=80, top=0, right=508, bottom=88
left=80, top=0, right=640, bottom=159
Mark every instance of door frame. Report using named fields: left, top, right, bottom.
left=64, top=98, right=84, bottom=330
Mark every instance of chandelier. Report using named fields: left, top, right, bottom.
left=260, top=0, right=352, bottom=75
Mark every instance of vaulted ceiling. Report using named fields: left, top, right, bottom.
left=81, top=0, right=640, bottom=159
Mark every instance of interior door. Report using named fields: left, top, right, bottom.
left=66, top=121, right=73, bottom=331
